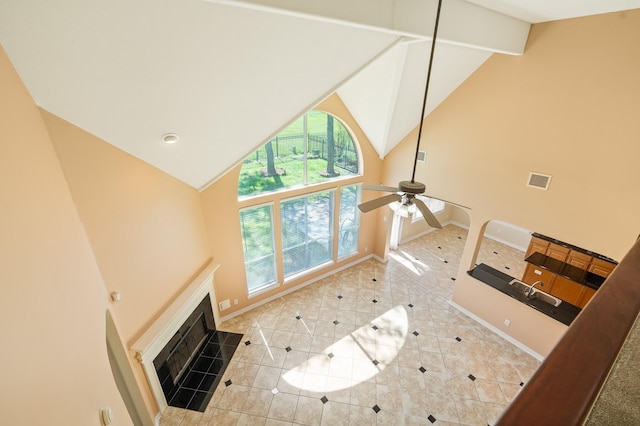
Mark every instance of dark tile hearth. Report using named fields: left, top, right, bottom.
left=166, top=330, right=242, bottom=412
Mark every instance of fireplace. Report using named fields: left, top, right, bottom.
left=131, top=262, right=242, bottom=413
left=152, top=296, right=242, bottom=411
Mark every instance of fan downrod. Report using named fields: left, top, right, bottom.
left=399, top=181, right=426, bottom=194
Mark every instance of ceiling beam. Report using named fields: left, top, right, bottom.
left=205, top=0, right=530, bottom=54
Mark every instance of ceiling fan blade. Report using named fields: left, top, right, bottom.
left=363, top=185, right=399, bottom=193
left=358, top=193, right=402, bottom=213
left=414, top=198, right=443, bottom=229
left=422, top=195, right=470, bottom=210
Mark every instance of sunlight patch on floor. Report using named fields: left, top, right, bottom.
left=282, top=305, right=408, bottom=392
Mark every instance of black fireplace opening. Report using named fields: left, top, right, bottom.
left=153, top=296, right=243, bottom=412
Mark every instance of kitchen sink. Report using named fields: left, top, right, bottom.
left=508, top=279, right=562, bottom=307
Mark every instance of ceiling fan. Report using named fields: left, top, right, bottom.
left=358, top=0, right=466, bottom=229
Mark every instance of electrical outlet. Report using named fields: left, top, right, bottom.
left=504, top=319, right=511, bottom=327
left=234, top=299, right=238, bottom=305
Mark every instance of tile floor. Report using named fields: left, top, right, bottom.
left=160, top=225, right=539, bottom=426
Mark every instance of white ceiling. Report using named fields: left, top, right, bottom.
left=1, top=0, right=639, bottom=189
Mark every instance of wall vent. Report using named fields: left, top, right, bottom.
left=527, top=172, right=552, bottom=190
left=417, top=151, right=427, bottom=162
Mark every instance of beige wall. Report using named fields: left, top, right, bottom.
left=0, top=47, right=131, bottom=425
left=399, top=204, right=461, bottom=243
left=384, top=10, right=640, bottom=355
left=42, top=110, right=213, bottom=415
left=200, top=94, right=385, bottom=317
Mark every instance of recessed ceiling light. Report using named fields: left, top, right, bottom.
left=162, top=133, right=179, bottom=144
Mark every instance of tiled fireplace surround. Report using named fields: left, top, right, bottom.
left=151, top=225, right=541, bottom=425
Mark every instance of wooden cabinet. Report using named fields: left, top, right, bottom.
left=548, top=276, right=583, bottom=306
left=588, top=258, right=616, bottom=278
left=545, top=243, right=570, bottom=261
left=522, top=264, right=556, bottom=293
left=526, top=236, right=549, bottom=258
left=577, top=286, right=596, bottom=309
left=566, top=250, right=591, bottom=270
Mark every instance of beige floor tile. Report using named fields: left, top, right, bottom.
left=325, top=376, right=351, bottom=403
left=320, top=400, right=350, bottom=426
left=242, top=387, right=274, bottom=417
left=348, top=403, right=377, bottom=425
left=294, top=395, right=324, bottom=426
left=209, top=408, right=241, bottom=426
left=261, top=346, right=288, bottom=368
left=264, top=419, right=293, bottom=426
left=474, top=378, right=507, bottom=404
left=482, top=401, right=508, bottom=425
left=267, top=391, right=298, bottom=422
left=253, top=365, right=283, bottom=390
left=427, top=392, right=460, bottom=423
left=237, top=413, right=267, bottom=425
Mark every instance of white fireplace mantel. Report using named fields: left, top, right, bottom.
left=131, top=261, right=220, bottom=412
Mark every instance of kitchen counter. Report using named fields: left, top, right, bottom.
left=468, top=263, right=581, bottom=326
left=525, top=252, right=606, bottom=290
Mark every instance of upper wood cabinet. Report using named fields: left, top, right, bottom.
left=526, top=236, right=549, bottom=258
left=546, top=243, right=570, bottom=262
left=566, top=250, right=592, bottom=270
left=588, top=258, right=616, bottom=278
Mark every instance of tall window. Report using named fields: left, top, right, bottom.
left=239, top=204, right=277, bottom=295
left=239, top=111, right=361, bottom=295
left=281, top=190, right=334, bottom=277
left=338, top=184, right=360, bottom=258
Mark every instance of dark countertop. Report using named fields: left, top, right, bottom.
left=531, top=232, right=618, bottom=264
left=525, top=252, right=606, bottom=290
left=468, top=263, right=581, bottom=326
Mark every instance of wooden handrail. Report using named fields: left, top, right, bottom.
left=496, top=238, right=640, bottom=425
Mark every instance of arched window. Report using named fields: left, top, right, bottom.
left=238, top=110, right=360, bottom=198
left=238, top=111, right=362, bottom=296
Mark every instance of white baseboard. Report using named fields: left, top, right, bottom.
left=399, top=219, right=462, bottom=245
left=220, top=254, right=375, bottom=323
left=448, top=300, right=544, bottom=361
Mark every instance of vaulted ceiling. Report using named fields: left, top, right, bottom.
left=1, top=0, right=639, bottom=190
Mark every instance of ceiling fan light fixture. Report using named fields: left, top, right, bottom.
left=389, top=200, right=417, bottom=217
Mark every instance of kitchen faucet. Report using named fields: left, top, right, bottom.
left=525, top=281, right=544, bottom=299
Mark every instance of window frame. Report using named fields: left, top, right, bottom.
left=239, top=202, right=279, bottom=297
